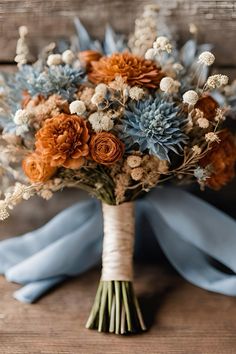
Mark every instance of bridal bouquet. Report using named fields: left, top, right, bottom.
left=0, top=5, right=236, bottom=334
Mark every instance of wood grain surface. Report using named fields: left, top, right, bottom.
left=0, top=0, right=236, bottom=66
left=1, top=189, right=236, bottom=354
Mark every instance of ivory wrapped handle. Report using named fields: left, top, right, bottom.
left=101, top=202, right=135, bottom=281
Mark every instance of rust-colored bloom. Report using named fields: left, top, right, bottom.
left=35, top=113, right=90, bottom=169
left=88, top=52, right=164, bottom=88
left=195, top=95, right=219, bottom=120
left=22, top=152, right=57, bottom=182
left=90, top=132, right=124, bottom=165
left=200, top=130, right=236, bottom=189
left=78, top=50, right=102, bottom=70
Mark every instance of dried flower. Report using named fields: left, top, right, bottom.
left=122, top=97, right=187, bottom=160
left=206, top=74, right=229, bottom=89
left=91, top=92, right=105, bottom=106
left=78, top=50, right=102, bottom=69
left=198, top=51, right=215, bottom=66
left=153, top=36, right=172, bottom=53
left=62, top=50, right=75, bottom=65
left=40, top=189, right=53, bottom=200
left=88, top=52, right=164, bottom=88
left=200, top=130, right=236, bottom=189
left=14, top=109, right=30, bottom=125
left=47, top=54, right=62, bottom=66
left=88, top=112, right=114, bottom=132
left=129, top=87, right=145, bottom=100
left=205, top=132, right=220, bottom=143
left=95, top=83, right=107, bottom=96
left=35, top=113, right=90, bottom=169
left=160, top=77, right=180, bottom=94
left=192, top=145, right=202, bottom=155
left=173, top=63, right=184, bottom=73
left=183, top=90, right=199, bottom=105
left=0, top=201, right=9, bottom=221
left=197, top=117, right=209, bottom=128
left=69, top=100, right=86, bottom=115
left=90, top=132, right=124, bottom=165
left=127, top=155, right=142, bottom=168
left=144, top=48, right=156, bottom=60
left=195, top=95, right=219, bottom=120
left=22, top=153, right=57, bottom=182
left=131, top=167, right=143, bottom=181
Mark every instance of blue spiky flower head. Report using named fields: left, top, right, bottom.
left=121, top=97, right=188, bottom=160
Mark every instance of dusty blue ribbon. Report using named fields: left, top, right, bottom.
left=0, top=187, right=235, bottom=303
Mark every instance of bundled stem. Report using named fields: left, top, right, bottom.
left=86, top=280, right=146, bottom=334
left=86, top=202, right=146, bottom=335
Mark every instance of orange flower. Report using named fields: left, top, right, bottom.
left=195, top=95, right=219, bottom=120
left=90, top=132, right=124, bottom=165
left=35, top=113, right=90, bottom=169
left=88, top=52, right=164, bottom=88
left=78, top=50, right=102, bottom=70
left=200, top=130, right=236, bottom=189
left=22, top=153, right=57, bottom=182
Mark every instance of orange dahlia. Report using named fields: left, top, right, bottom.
left=200, top=130, right=236, bottom=189
left=22, top=152, right=57, bottom=182
left=88, top=52, right=164, bottom=88
left=35, top=113, right=90, bottom=169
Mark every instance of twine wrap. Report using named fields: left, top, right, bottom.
left=101, top=202, right=135, bottom=281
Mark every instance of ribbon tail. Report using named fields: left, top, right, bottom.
left=144, top=187, right=236, bottom=296
left=0, top=199, right=97, bottom=273
left=13, top=276, right=66, bottom=303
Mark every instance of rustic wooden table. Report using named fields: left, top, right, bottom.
left=1, top=190, right=236, bottom=354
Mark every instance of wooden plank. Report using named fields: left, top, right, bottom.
left=0, top=0, right=236, bottom=65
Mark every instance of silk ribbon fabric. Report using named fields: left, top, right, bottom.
left=0, top=187, right=235, bottom=303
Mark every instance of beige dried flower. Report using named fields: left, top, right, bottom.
left=160, top=77, right=180, bottom=94
left=47, top=54, right=62, bottom=66
left=14, top=109, right=30, bottom=125
left=205, top=132, right=220, bottom=143
left=183, top=90, right=199, bottom=105
left=153, top=36, right=172, bottom=53
left=91, top=92, right=105, bottom=106
left=214, top=108, right=226, bottom=122
left=206, top=74, right=229, bottom=89
left=129, top=87, right=145, bottom=100
left=198, top=51, right=215, bottom=66
left=197, top=117, right=209, bottom=128
left=69, top=100, right=86, bottom=115
left=144, top=48, right=156, bottom=60
left=127, top=155, right=142, bottom=168
left=0, top=201, right=9, bottom=220
left=95, top=83, right=107, bottom=96
left=192, top=145, right=202, bottom=155
left=40, top=189, right=53, bottom=200
left=88, top=112, right=114, bottom=132
left=62, top=50, right=75, bottom=65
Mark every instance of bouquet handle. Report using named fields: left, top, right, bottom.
left=86, top=202, right=146, bottom=334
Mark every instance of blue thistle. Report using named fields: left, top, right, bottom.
left=121, top=97, right=188, bottom=160
left=13, top=64, right=85, bottom=101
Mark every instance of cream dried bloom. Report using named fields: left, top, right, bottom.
left=198, top=51, right=215, bottom=66
left=214, top=108, right=226, bottom=122
left=197, top=117, right=209, bottom=128
left=40, top=189, right=53, bottom=200
left=95, top=83, right=107, bottom=96
left=192, top=145, right=202, bottom=155
left=205, top=132, right=220, bottom=143
left=173, top=63, right=184, bottom=73
left=62, top=50, right=75, bottom=65
left=91, top=92, right=105, bottom=106
left=89, top=112, right=114, bottom=132
left=69, top=100, right=86, bottom=115
left=160, top=77, right=180, bottom=94
left=144, top=48, right=156, bottom=60
left=47, top=54, right=62, bottom=66
left=0, top=201, right=9, bottom=220
left=129, top=87, right=145, bottom=100
left=14, top=109, right=30, bottom=125
left=153, top=36, right=172, bottom=53
left=183, top=90, right=199, bottom=105
left=206, top=74, right=229, bottom=89
left=127, top=155, right=142, bottom=168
